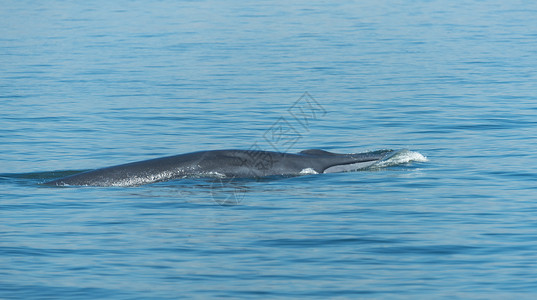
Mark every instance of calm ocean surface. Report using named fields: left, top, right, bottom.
left=2, top=0, right=537, bottom=298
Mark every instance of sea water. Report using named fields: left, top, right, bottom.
left=2, top=0, right=537, bottom=298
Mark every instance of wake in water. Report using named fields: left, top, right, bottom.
left=372, top=149, right=428, bottom=169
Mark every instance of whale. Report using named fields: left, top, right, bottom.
left=43, top=149, right=395, bottom=187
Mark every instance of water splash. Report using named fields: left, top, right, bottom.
left=373, top=149, right=428, bottom=168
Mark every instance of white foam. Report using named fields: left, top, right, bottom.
left=300, top=168, right=319, bottom=175
left=374, top=149, right=428, bottom=168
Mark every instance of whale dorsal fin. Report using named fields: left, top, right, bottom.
left=299, top=149, right=337, bottom=156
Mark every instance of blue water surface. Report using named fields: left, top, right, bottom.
left=2, top=0, right=537, bottom=299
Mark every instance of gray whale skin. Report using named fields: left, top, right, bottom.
left=44, top=149, right=394, bottom=187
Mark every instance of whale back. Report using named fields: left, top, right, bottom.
left=299, top=149, right=337, bottom=156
